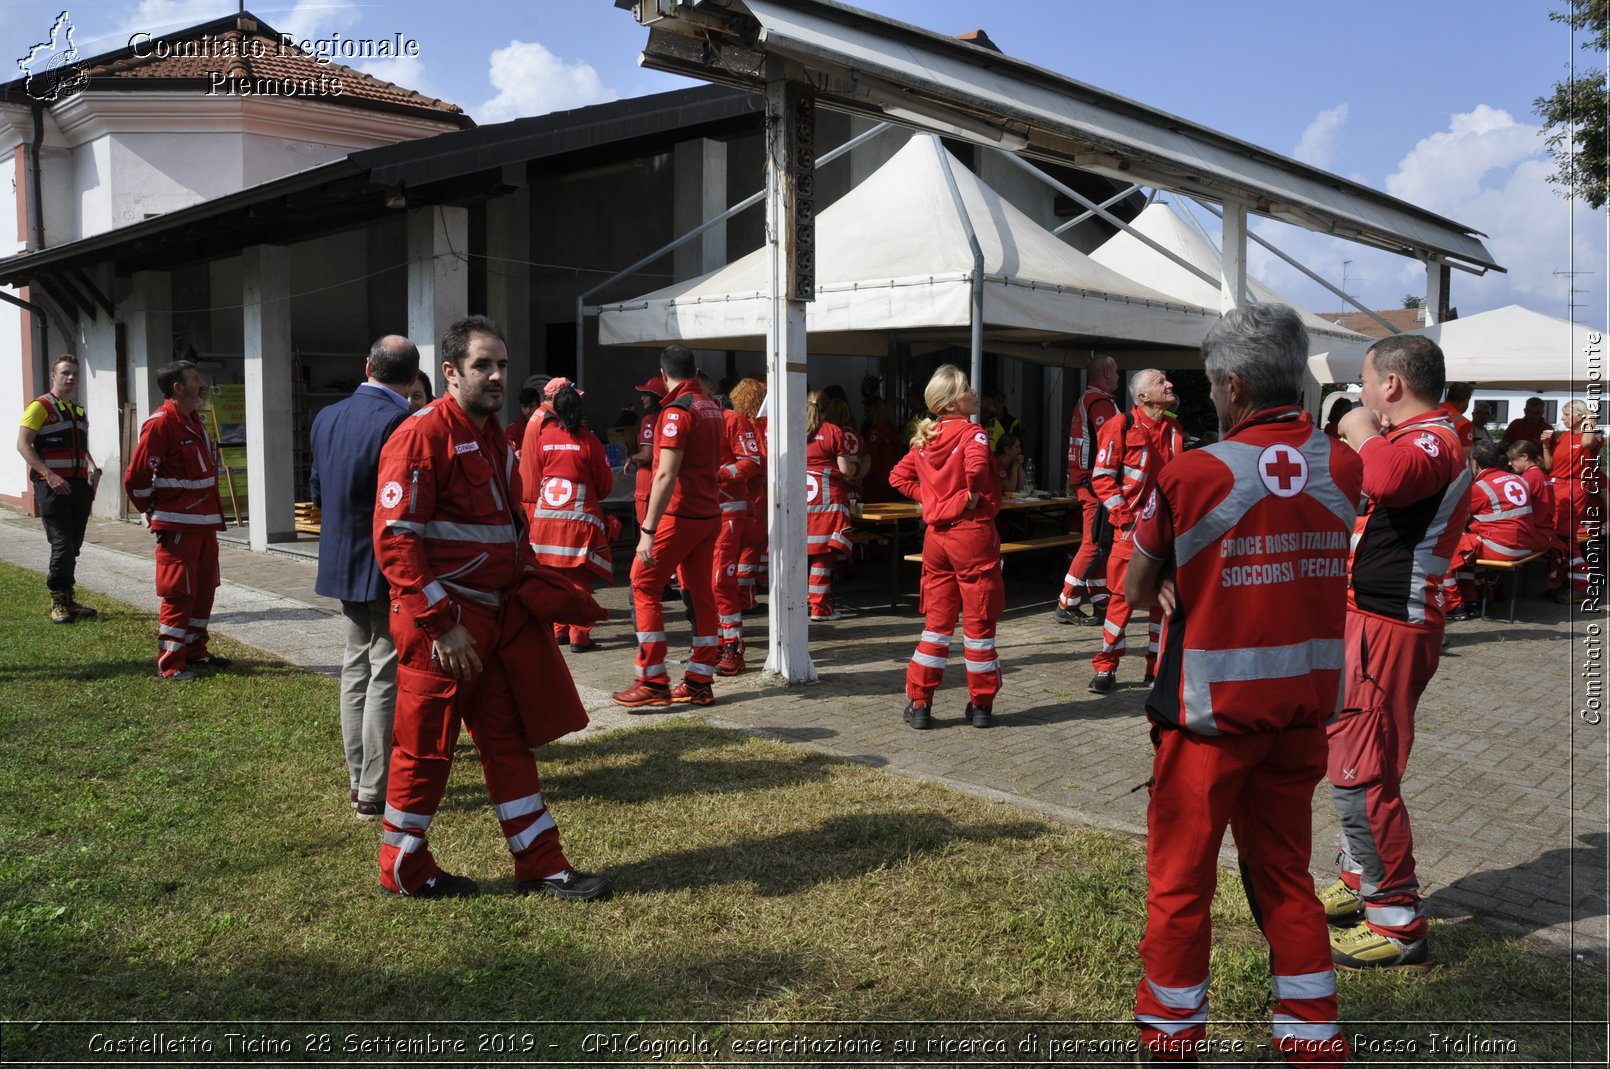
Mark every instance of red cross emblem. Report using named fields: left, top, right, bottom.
left=1258, top=444, right=1308, bottom=497
left=542, top=478, right=575, bottom=508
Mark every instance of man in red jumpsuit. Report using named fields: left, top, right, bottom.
left=123, top=360, right=229, bottom=681
left=1321, top=334, right=1469, bottom=968
left=1128, top=303, right=1358, bottom=1065
left=373, top=315, right=607, bottom=901
left=611, top=344, right=725, bottom=709
left=714, top=401, right=763, bottom=675
left=1053, top=353, right=1120, bottom=625
left=1088, top=369, right=1180, bottom=694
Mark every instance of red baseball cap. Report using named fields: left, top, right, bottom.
left=635, top=375, right=667, bottom=397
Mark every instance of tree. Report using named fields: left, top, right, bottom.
left=1401, top=295, right=1423, bottom=309
left=1535, top=0, right=1610, bottom=209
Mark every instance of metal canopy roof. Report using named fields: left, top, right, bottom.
left=629, top=0, right=1503, bottom=276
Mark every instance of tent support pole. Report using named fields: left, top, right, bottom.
left=1187, top=196, right=1403, bottom=336
left=1001, top=152, right=1219, bottom=289
left=933, top=136, right=985, bottom=407
left=762, top=73, right=818, bottom=684
left=1053, top=183, right=1142, bottom=235
left=574, top=122, right=894, bottom=385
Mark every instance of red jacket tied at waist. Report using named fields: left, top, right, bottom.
left=123, top=399, right=225, bottom=531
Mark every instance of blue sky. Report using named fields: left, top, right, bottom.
left=6, top=0, right=1606, bottom=328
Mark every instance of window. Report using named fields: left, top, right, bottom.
left=1484, top=399, right=1509, bottom=424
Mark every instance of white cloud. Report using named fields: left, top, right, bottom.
left=475, top=39, right=616, bottom=124
left=116, top=0, right=233, bottom=39
left=1293, top=104, right=1348, bottom=170
left=357, top=55, right=433, bottom=98
left=1241, top=104, right=1608, bottom=329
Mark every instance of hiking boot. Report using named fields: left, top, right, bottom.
left=716, top=643, right=745, bottom=677
left=163, top=669, right=198, bottom=682
left=355, top=799, right=383, bottom=821
left=516, top=871, right=612, bottom=901
left=903, top=700, right=932, bottom=730
left=1446, top=605, right=1480, bottom=622
left=671, top=681, right=715, bottom=706
left=569, top=638, right=598, bottom=653
left=1052, top=604, right=1091, bottom=625
left=1088, top=671, right=1116, bottom=694
left=49, top=591, right=73, bottom=624
left=64, top=589, right=97, bottom=619
left=404, top=872, right=480, bottom=900
left=192, top=655, right=232, bottom=671
left=965, top=702, right=993, bottom=729
left=1329, top=921, right=1429, bottom=969
left=1317, top=878, right=1365, bottom=924
left=611, top=681, right=672, bottom=709
left=809, top=610, right=843, bottom=622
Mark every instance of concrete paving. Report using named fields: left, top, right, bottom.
left=3, top=506, right=1604, bottom=961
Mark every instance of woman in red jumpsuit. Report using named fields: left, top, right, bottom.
left=729, top=378, right=768, bottom=611
left=888, top=365, right=1004, bottom=730
left=804, top=389, right=858, bottom=621
left=859, top=397, right=904, bottom=504
left=521, top=382, right=614, bottom=652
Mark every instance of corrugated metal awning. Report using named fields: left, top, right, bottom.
left=629, top=0, right=1501, bottom=276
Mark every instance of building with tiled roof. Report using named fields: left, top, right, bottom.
left=1315, top=306, right=1429, bottom=338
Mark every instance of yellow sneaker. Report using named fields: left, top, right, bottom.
left=1329, top=921, right=1429, bottom=969
left=1316, top=878, right=1364, bottom=924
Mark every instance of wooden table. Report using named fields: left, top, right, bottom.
left=855, top=495, right=1080, bottom=608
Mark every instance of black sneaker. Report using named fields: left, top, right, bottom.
left=903, top=701, right=932, bottom=730
left=192, top=655, right=232, bottom=670
left=1052, top=604, right=1089, bottom=625
left=516, top=872, right=611, bottom=901
left=1088, top=672, right=1116, bottom=694
left=163, top=669, right=198, bottom=682
left=408, top=872, right=480, bottom=899
left=965, top=702, right=992, bottom=728
left=1142, top=673, right=1156, bottom=686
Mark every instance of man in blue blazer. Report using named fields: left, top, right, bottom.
left=310, top=336, right=420, bottom=820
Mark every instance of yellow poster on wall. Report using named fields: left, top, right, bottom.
left=202, top=385, right=248, bottom=521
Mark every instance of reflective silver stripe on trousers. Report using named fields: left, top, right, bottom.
left=441, top=580, right=498, bottom=607
left=686, top=661, right=715, bottom=679
left=637, top=631, right=667, bottom=644
left=965, top=659, right=1000, bottom=673
left=1181, top=639, right=1344, bottom=735
left=1146, top=977, right=1209, bottom=1010
left=159, top=625, right=187, bottom=638
left=1364, top=903, right=1421, bottom=927
left=506, top=810, right=557, bottom=854
left=1271, top=1016, right=1339, bottom=1041
left=188, top=617, right=209, bottom=627
left=160, top=640, right=185, bottom=652
left=691, top=635, right=720, bottom=647
left=910, top=651, right=948, bottom=669
left=151, top=511, right=222, bottom=525
left=963, top=636, right=995, bottom=651
left=635, top=662, right=667, bottom=678
left=385, top=804, right=433, bottom=831
left=495, top=792, right=545, bottom=822
left=382, top=830, right=425, bottom=851
left=1272, top=970, right=1336, bottom=1000
left=919, top=631, right=952, bottom=648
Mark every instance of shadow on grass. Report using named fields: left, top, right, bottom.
left=602, top=811, right=1047, bottom=897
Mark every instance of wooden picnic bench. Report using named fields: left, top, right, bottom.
left=1474, top=550, right=1547, bottom=622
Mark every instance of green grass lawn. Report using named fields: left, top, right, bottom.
left=0, top=561, right=1603, bottom=1064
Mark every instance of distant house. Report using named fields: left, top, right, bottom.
left=1317, top=306, right=1430, bottom=339
left=0, top=9, right=470, bottom=518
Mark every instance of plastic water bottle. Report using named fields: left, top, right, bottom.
left=1024, top=458, right=1037, bottom=494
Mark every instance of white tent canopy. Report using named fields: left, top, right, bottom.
left=597, top=136, right=1219, bottom=358
left=1090, top=201, right=1370, bottom=346
left=1306, top=305, right=1605, bottom=392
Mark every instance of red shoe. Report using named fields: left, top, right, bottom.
left=716, top=643, right=745, bottom=677
left=671, top=681, right=715, bottom=706
left=611, top=681, right=671, bottom=708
